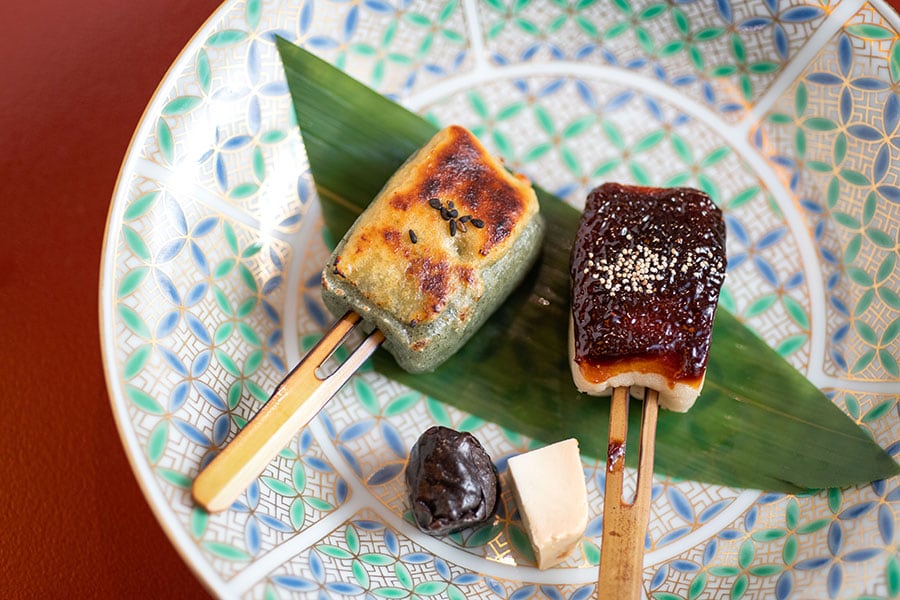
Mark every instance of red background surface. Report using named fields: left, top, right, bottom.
left=2, top=0, right=899, bottom=598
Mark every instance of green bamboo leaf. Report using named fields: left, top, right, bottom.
left=278, top=39, right=900, bottom=491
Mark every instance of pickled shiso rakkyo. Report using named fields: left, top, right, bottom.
left=405, top=426, right=500, bottom=535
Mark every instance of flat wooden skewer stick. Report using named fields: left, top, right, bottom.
left=193, top=312, right=384, bottom=513
left=597, top=386, right=660, bottom=600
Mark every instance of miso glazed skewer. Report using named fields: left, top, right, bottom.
left=193, top=126, right=544, bottom=513
left=569, top=183, right=727, bottom=599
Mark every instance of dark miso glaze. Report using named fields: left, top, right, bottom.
left=571, top=183, right=727, bottom=385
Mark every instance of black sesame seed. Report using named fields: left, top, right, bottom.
left=449, top=209, right=459, bottom=218
left=449, top=220, right=457, bottom=236
left=459, top=215, right=471, bottom=224
left=429, top=198, right=442, bottom=209
left=471, top=218, right=485, bottom=228
left=457, top=221, right=467, bottom=233
left=440, top=207, right=451, bottom=220
left=448, top=201, right=455, bottom=209
left=409, top=229, right=418, bottom=244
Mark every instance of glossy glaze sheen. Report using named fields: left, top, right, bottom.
left=571, top=183, right=726, bottom=385
left=405, top=426, right=500, bottom=536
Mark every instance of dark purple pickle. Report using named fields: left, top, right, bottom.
left=405, top=426, right=500, bottom=535
left=571, top=183, right=726, bottom=389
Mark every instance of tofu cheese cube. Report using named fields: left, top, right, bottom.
left=507, top=438, right=589, bottom=569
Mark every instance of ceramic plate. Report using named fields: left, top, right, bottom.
left=100, top=0, right=900, bottom=597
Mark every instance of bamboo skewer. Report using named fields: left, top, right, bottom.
left=597, top=386, right=660, bottom=600
left=193, top=312, right=384, bottom=513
